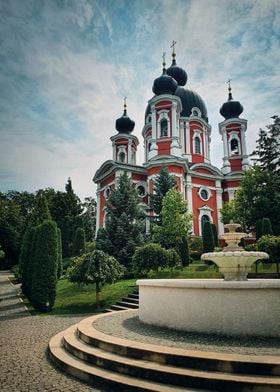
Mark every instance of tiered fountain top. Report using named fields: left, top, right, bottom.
left=201, top=223, right=269, bottom=281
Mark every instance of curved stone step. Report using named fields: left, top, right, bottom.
left=116, top=301, right=139, bottom=309
left=78, top=312, right=280, bottom=377
left=63, top=324, right=280, bottom=391
left=49, top=330, right=204, bottom=392
left=122, top=297, right=139, bottom=304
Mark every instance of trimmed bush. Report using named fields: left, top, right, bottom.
left=31, top=220, right=58, bottom=312
left=262, top=218, right=273, bottom=236
left=132, top=243, right=180, bottom=276
left=176, top=236, right=190, bottom=266
left=57, top=228, right=63, bottom=278
left=256, top=235, right=280, bottom=267
left=211, top=223, right=219, bottom=247
left=67, top=250, right=124, bottom=308
left=73, top=227, right=86, bottom=256
left=255, top=218, right=263, bottom=240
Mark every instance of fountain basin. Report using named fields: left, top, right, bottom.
left=201, top=251, right=269, bottom=281
left=137, top=279, right=280, bottom=338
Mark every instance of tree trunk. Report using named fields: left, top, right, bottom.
left=96, top=282, right=100, bottom=308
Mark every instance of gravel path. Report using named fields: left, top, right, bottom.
left=0, top=271, right=102, bottom=392
left=93, top=310, right=280, bottom=356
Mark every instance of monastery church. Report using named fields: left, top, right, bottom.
left=93, top=47, right=249, bottom=237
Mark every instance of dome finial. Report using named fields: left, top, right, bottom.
left=227, top=78, right=233, bottom=101
left=162, top=52, right=166, bottom=70
left=171, top=40, right=177, bottom=65
left=123, top=96, right=127, bottom=115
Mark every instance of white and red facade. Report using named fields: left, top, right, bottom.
left=93, top=57, right=249, bottom=237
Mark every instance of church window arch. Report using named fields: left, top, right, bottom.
left=194, top=136, right=201, bottom=154
left=119, top=152, right=125, bottom=162
left=230, top=138, right=239, bottom=155
left=160, top=119, right=168, bottom=137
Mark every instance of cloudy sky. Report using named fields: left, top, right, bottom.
left=0, top=0, right=279, bottom=200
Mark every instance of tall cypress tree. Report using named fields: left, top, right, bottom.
left=20, top=194, right=51, bottom=297
left=150, top=167, right=176, bottom=222
left=73, top=227, right=86, bottom=256
left=100, top=172, right=144, bottom=271
left=57, top=228, right=63, bottom=278
left=262, top=217, right=273, bottom=236
left=211, top=223, right=219, bottom=247
left=31, top=220, right=58, bottom=312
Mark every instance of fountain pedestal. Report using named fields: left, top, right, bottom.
left=137, top=278, right=280, bottom=337
left=137, top=223, right=280, bottom=338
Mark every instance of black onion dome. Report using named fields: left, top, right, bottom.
left=220, top=88, right=243, bottom=119
left=115, top=107, right=135, bottom=134
left=166, top=58, right=187, bottom=86
left=152, top=67, right=178, bottom=96
left=175, top=86, right=208, bottom=122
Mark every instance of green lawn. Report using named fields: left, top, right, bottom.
left=25, top=261, right=278, bottom=315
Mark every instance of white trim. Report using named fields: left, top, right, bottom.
left=198, top=206, right=214, bottom=236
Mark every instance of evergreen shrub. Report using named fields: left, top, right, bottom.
left=31, top=220, right=58, bottom=312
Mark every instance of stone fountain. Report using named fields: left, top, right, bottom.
left=137, top=223, right=280, bottom=338
left=201, top=223, right=268, bottom=281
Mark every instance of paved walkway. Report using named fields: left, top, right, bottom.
left=0, top=271, right=102, bottom=392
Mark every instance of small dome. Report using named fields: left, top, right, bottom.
left=152, top=66, right=178, bottom=96
left=220, top=87, right=243, bottom=120
left=115, top=105, right=135, bottom=134
left=166, top=55, right=187, bottom=86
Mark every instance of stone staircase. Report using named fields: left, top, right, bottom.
left=49, top=311, right=280, bottom=392
left=104, top=290, right=139, bottom=312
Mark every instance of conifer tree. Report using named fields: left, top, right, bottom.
left=73, top=227, right=86, bottom=256
left=57, top=228, right=63, bottom=278
left=100, top=172, right=144, bottom=271
left=20, top=194, right=51, bottom=297
left=211, top=223, right=219, bottom=247
left=31, top=220, right=58, bottom=312
left=262, top=217, right=273, bottom=236
left=255, top=218, right=263, bottom=240
left=150, top=167, right=176, bottom=221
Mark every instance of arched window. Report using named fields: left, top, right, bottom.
left=119, top=151, right=125, bottom=163
left=160, top=119, right=168, bottom=137
left=230, top=139, right=239, bottom=155
left=194, top=136, right=201, bottom=154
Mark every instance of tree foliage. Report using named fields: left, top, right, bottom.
left=256, top=235, right=280, bottom=274
left=98, top=172, right=145, bottom=271
left=234, top=166, right=280, bottom=234
left=153, top=188, right=192, bottom=248
left=67, top=250, right=124, bottom=307
left=211, top=223, right=219, bottom=247
left=149, top=167, right=176, bottom=220
left=81, top=197, right=96, bottom=241
left=73, top=227, right=86, bottom=256
left=19, top=194, right=52, bottom=297
left=57, top=228, right=63, bottom=278
left=31, top=220, right=58, bottom=311
left=251, top=115, right=280, bottom=173
left=132, top=243, right=180, bottom=276
left=219, top=200, right=237, bottom=224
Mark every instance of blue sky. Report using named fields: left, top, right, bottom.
left=0, top=0, right=279, bottom=200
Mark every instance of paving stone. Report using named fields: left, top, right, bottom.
left=0, top=272, right=102, bottom=392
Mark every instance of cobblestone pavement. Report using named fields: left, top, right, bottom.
left=0, top=271, right=102, bottom=392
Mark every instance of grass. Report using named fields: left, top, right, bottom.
left=22, top=261, right=279, bottom=315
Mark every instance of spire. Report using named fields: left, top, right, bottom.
left=227, top=78, right=233, bottom=101
left=171, top=40, right=177, bottom=65
left=220, top=80, right=243, bottom=119
left=162, top=52, right=167, bottom=73
left=115, top=98, right=135, bottom=134
left=123, top=96, right=127, bottom=115
left=166, top=41, right=187, bottom=86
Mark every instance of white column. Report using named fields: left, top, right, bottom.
left=150, top=104, right=158, bottom=158
left=112, top=142, right=116, bottom=161
left=215, top=185, right=224, bottom=235
left=128, top=139, right=132, bottom=164
left=240, top=124, right=249, bottom=169
left=185, top=122, right=191, bottom=161
left=186, top=175, right=194, bottom=234
left=95, top=186, right=101, bottom=238
left=221, top=126, right=231, bottom=174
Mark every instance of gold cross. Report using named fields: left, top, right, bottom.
left=170, top=40, right=177, bottom=54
